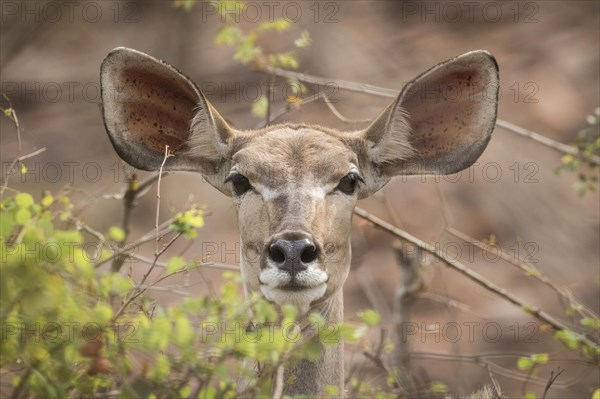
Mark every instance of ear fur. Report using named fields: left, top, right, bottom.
left=100, top=47, right=235, bottom=194
left=358, top=50, right=499, bottom=196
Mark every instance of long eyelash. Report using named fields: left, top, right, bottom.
left=224, top=173, right=236, bottom=184
left=352, top=173, right=365, bottom=185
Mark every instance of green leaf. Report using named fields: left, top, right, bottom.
left=174, top=315, right=194, bottom=347
left=554, top=329, right=582, bottom=350
left=149, top=354, right=170, bottom=381
left=531, top=353, right=549, bottom=364
left=108, top=226, right=126, bottom=242
left=358, top=309, right=380, bottom=326
left=294, top=30, right=312, bottom=48
left=166, top=256, right=187, bottom=273
left=93, top=303, right=113, bottom=324
left=258, top=19, right=291, bottom=33
left=15, top=192, right=34, bottom=208
left=517, top=357, right=533, bottom=371
left=251, top=96, right=269, bottom=118
left=324, top=385, right=339, bottom=395
left=173, top=0, right=198, bottom=11
left=581, top=317, right=600, bottom=329
left=40, top=195, right=54, bottom=208
left=524, top=392, right=537, bottom=399
left=14, top=208, right=31, bottom=224
left=429, top=381, right=447, bottom=394
left=215, top=26, right=243, bottom=46
left=592, top=388, right=600, bottom=399
left=198, top=387, right=217, bottom=399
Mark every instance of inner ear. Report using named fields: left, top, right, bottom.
left=101, top=47, right=203, bottom=171
left=361, top=50, right=499, bottom=181
left=399, top=60, right=498, bottom=174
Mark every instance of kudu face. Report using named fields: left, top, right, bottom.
left=100, top=47, right=498, bottom=313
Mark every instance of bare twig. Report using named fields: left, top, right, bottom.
left=542, top=368, right=565, bottom=399
left=260, top=66, right=600, bottom=164
left=111, top=172, right=138, bottom=273
left=266, top=74, right=274, bottom=126
left=156, top=145, right=172, bottom=255
left=1, top=93, right=22, bottom=155
left=356, top=268, right=392, bottom=321
left=129, top=253, right=239, bottom=272
left=392, top=244, right=423, bottom=391
left=446, top=226, right=597, bottom=322
left=0, top=147, right=46, bottom=197
left=112, top=232, right=182, bottom=321
left=496, top=119, right=600, bottom=165
left=353, top=206, right=598, bottom=348
left=321, top=93, right=372, bottom=124
left=272, top=364, right=284, bottom=399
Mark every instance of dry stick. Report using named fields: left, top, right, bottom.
left=111, top=173, right=138, bottom=273
left=112, top=232, right=182, bottom=321
left=113, top=146, right=177, bottom=321
left=541, top=368, right=565, bottom=399
left=321, top=93, right=372, bottom=124
left=111, top=172, right=171, bottom=272
left=1, top=93, right=22, bottom=155
left=352, top=206, right=598, bottom=349
left=156, top=145, right=171, bottom=255
left=261, top=65, right=600, bottom=165
left=129, top=253, right=239, bottom=272
left=272, top=364, right=285, bottom=399
left=392, top=244, right=423, bottom=392
left=409, top=351, right=584, bottom=389
left=266, top=73, right=275, bottom=126
left=446, top=226, right=597, bottom=322
left=496, top=119, right=600, bottom=165
left=0, top=147, right=46, bottom=197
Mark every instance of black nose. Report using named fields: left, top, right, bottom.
left=268, top=238, right=318, bottom=275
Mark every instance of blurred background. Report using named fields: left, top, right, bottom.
left=1, top=1, right=599, bottom=397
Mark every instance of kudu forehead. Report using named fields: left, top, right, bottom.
left=231, top=127, right=359, bottom=189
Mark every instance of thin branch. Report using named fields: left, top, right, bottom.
left=265, top=74, right=275, bottom=126
left=111, top=172, right=137, bottom=273
left=156, top=145, right=171, bottom=255
left=446, top=226, right=597, bottom=322
left=112, top=232, right=182, bottom=321
left=392, top=243, right=423, bottom=389
left=261, top=66, right=599, bottom=164
left=1, top=93, right=22, bottom=155
left=321, top=93, right=372, bottom=124
left=496, top=119, right=600, bottom=165
left=0, top=147, right=46, bottom=197
left=272, top=364, right=284, bottom=399
left=261, top=64, right=398, bottom=98
left=352, top=206, right=598, bottom=348
left=542, top=368, right=565, bottom=399
left=129, top=253, right=239, bottom=272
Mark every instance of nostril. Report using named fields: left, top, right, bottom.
left=300, top=244, right=318, bottom=263
left=269, top=244, right=286, bottom=264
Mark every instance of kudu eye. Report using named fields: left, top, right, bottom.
left=336, top=173, right=363, bottom=195
left=226, top=173, right=252, bottom=196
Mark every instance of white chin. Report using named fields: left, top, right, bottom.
left=260, top=284, right=327, bottom=314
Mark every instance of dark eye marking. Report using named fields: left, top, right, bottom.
left=336, top=172, right=364, bottom=195
left=225, top=173, right=252, bottom=196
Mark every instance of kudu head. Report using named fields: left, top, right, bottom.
left=100, top=47, right=498, bottom=314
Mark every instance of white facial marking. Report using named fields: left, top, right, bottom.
left=259, top=264, right=328, bottom=314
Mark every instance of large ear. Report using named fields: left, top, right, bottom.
left=100, top=47, right=234, bottom=194
left=358, top=50, right=499, bottom=196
